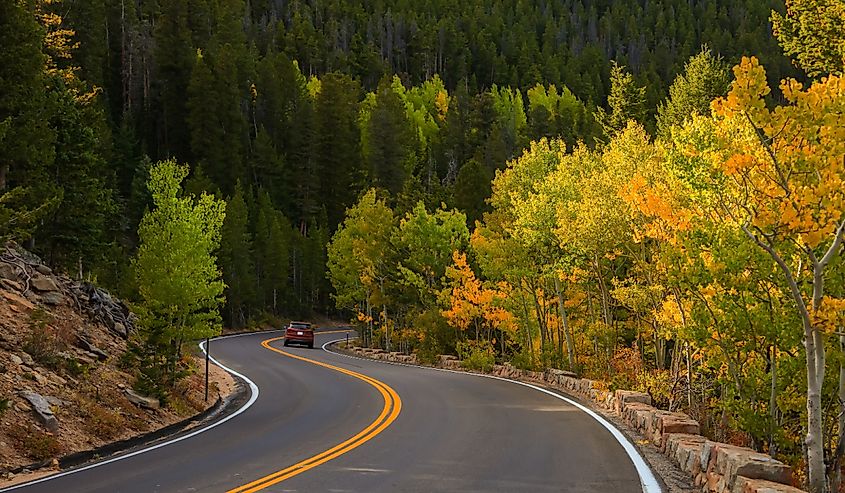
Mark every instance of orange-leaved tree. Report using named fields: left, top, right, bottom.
left=442, top=251, right=514, bottom=347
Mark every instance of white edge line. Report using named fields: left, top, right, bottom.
left=0, top=331, right=267, bottom=492
left=322, top=336, right=662, bottom=493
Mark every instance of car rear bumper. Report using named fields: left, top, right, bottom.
left=285, top=334, right=314, bottom=343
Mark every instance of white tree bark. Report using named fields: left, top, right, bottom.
left=741, top=222, right=839, bottom=493
left=554, top=276, right=577, bottom=370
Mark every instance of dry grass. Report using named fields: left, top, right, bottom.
left=7, top=425, right=62, bottom=462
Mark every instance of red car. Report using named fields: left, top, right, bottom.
left=283, top=321, right=314, bottom=348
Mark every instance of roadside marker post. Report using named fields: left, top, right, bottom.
left=205, top=336, right=210, bottom=402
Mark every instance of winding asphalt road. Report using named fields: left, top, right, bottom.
left=3, top=330, right=657, bottom=492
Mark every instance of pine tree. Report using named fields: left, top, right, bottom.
left=37, top=77, right=118, bottom=270
left=439, top=83, right=472, bottom=185
left=254, top=191, right=293, bottom=315
left=594, top=62, right=647, bottom=139
left=186, top=47, right=246, bottom=194
left=364, top=78, right=416, bottom=196
left=186, top=49, right=218, bottom=174
left=0, top=0, right=54, bottom=195
left=656, top=48, right=730, bottom=138
left=219, top=182, right=257, bottom=328
left=152, top=0, right=195, bottom=161
left=249, top=128, right=288, bottom=208
left=313, top=73, right=363, bottom=229
left=452, top=159, right=491, bottom=227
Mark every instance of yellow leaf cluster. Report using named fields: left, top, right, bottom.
left=442, top=251, right=517, bottom=335
left=811, top=296, right=845, bottom=333
left=711, top=57, right=845, bottom=249
left=435, top=91, right=449, bottom=121
left=620, top=173, right=693, bottom=242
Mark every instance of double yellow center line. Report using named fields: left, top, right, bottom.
left=226, top=333, right=402, bottom=493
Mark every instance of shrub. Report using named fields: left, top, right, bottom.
left=8, top=425, right=62, bottom=461
left=82, top=403, right=124, bottom=440
left=23, top=308, right=68, bottom=370
left=457, top=340, right=495, bottom=372
left=607, top=346, right=644, bottom=392
left=509, top=349, right=537, bottom=371
left=412, top=308, right=457, bottom=365
left=62, top=358, right=90, bottom=378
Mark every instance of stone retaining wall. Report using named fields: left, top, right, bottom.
left=344, top=345, right=804, bottom=493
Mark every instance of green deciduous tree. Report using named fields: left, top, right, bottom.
left=327, top=189, right=395, bottom=345
left=131, top=160, right=226, bottom=398
left=392, top=202, right=469, bottom=306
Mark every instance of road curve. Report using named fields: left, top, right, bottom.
left=4, top=330, right=656, bottom=493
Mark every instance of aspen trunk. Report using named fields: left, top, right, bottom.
left=806, top=263, right=827, bottom=493
left=742, top=223, right=830, bottom=493
left=519, top=281, right=534, bottom=363
left=805, top=322, right=825, bottom=493
left=554, top=276, right=576, bottom=370
left=531, top=286, right=548, bottom=348
left=592, top=255, right=612, bottom=327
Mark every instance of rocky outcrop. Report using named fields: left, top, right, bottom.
left=0, top=243, right=135, bottom=339
left=344, top=343, right=803, bottom=493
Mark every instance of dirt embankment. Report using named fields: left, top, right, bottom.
left=0, top=243, right=233, bottom=483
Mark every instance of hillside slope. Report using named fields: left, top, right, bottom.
left=0, top=243, right=221, bottom=479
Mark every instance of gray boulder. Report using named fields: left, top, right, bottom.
left=20, top=353, right=34, bottom=366
left=31, top=274, right=59, bottom=292
left=124, top=389, right=160, bottom=410
left=19, top=391, right=59, bottom=432
left=40, top=291, right=64, bottom=305
left=45, top=396, right=65, bottom=407
left=76, top=336, right=108, bottom=361
left=0, top=263, right=19, bottom=281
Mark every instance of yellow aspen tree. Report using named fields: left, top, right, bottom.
left=710, top=57, right=845, bottom=493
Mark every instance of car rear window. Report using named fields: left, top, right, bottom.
left=289, top=322, right=311, bottom=330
